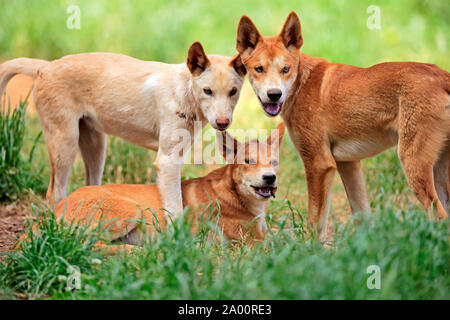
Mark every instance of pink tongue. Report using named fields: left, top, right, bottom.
left=258, top=188, right=271, bottom=196
left=266, top=104, right=279, bottom=112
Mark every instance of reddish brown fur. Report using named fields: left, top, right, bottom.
left=236, top=12, right=450, bottom=239
left=16, top=124, right=285, bottom=252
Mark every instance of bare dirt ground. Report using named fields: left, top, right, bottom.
left=1, top=74, right=36, bottom=256
left=0, top=73, right=32, bottom=264
left=0, top=202, right=33, bottom=254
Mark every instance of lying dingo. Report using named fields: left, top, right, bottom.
left=0, top=42, right=246, bottom=218
left=17, top=124, right=285, bottom=251
left=235, top=12, right=450, bottom=239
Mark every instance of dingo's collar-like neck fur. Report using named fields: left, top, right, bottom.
left=283, top=53, right=326, bottom=117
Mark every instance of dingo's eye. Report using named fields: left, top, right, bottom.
left=203, top=88, right=213, bottom=95
left=254, top=66, right=264, bottom=73
left=244, top=158, right=256, bottom=164
left=229, top=87, right=237, bottom=96
left=272, top=160, right=279, bottom=166
left=281, top=66, right=290, bottom=74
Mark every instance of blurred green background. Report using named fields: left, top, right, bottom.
left=1, top=0, right=449, bottom=300
left=1, top=0, right=448, bottom=134
left=0, top=0, right=449, bottom=219
left=1, top=0, right=449, bottom=66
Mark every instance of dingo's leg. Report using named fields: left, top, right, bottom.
left=398, top=103, right=448, bottom=219
left=154, top=152, right=183, bottom=220
left=337, top=161, right=370, bottom=215
left=303, top=153, right=337, bottom=241
left=44, top=119, right=79, bottom=205
left=433, top=142, right=450, bottom=215
left=78, top=119, right=106, bottom=186
left=155, top=120, right=195, bottom=220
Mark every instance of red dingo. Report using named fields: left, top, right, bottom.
left=236, top=12, right=449, bottom=239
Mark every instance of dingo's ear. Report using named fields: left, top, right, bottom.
left=279, top=11, right=303, bottom=50
left=187, top=41, right=211, bottom=76
left=229, top=54, right=247, bottom=77
left=236, top=15, right=262, bottom=57
left=267, top=122, right=285, bottom=147
left=217, top=130, right=241, bottom=162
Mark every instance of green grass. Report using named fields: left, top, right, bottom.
left=0, top=204, right=448, bottom=299
left=0, top=204, right=103, bottom=299
left=0, top=100, right=45, bottom=201
left=0, top=0, right=448, bottom=300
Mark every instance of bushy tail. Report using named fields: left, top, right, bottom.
left=0, top=58, right=50, bottom=98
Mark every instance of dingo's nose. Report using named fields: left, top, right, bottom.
left=263, top=174, right=276, bottom=185
left=216, top=117, right=230, bottom=130
left=267, top=89, right=282, bottom=102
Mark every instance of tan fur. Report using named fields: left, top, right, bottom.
left=16, top=124, right=285, bottom=253
left=0, top=44, right=246, bottom=219
left=236, top=12, right=450, bottom=240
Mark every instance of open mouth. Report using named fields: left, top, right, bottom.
left=251, top=186, right=277, bottom=199
left=258, top=97, right=283, bottom=117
